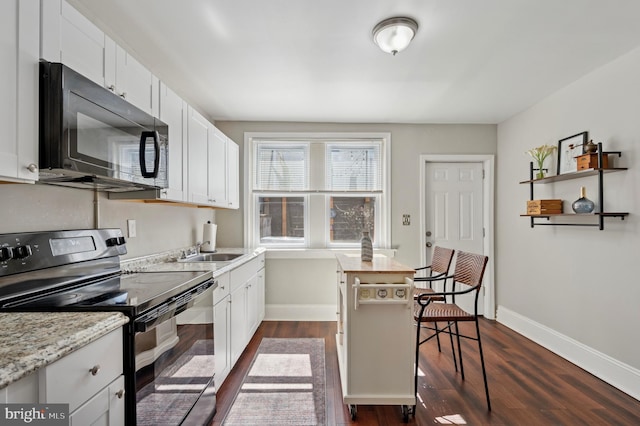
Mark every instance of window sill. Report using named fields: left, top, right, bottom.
left=264, top=248, right=397, bottom=260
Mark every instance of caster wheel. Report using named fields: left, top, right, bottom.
left=401, top=405, right=409, bottom=423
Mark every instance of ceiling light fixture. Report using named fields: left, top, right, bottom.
left=372, top=17, right=418, bottom=56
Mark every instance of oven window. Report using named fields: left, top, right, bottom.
left=135, top=294, right=214, bottom=425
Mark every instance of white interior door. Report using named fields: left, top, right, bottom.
left=425, top=162, right=484, bottom=314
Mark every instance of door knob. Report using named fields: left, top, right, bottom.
left=426, top=242, right=432, bottom=248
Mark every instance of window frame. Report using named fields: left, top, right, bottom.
left=244, top=132, right=391, bottom=250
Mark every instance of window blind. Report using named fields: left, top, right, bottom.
left=255, top=144, right=308, bottom=190
left=326, top=143, right=382, bottom=191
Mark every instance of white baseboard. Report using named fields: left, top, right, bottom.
left=265, top=304, right=337, bottom=321
left=497, top=305, right=640, bottom=401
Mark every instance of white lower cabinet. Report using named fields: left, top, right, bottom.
left=0, top=371, right=38, bottom=403
left=213, top=273, right=231, bottom=388
left=213, top=252, right=266, bottom=388
left=229, top=279, right=248, bottom=366
left=0, top=328, right=125, bottom=425
left=69, top=375, right=125, bottom=426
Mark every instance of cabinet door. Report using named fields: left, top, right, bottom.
left=159, top=83, right=186, bottom=201
left=230, top=284, right=248, bottom=365
left=187, top=107, right=211, bottom=204
left=41, top=0, right=107, bottom=87
left=114, top=46, right=157, bottom=115
left=257, top=267, right=266, bottom=323
left=69, top=375, right=124, bottom=426
left=2, top=371, right=38, bottom=403
left=108, top=375, right=126, bottom=426
left=208, top=126, right=228, bottom=206
left=246, top=274, right=259, bottom=336
left=0, top=0, right=39, bottom=183
left=214, top=295, right=231, bottom=388
left=227, top=139, right=240, bottom=209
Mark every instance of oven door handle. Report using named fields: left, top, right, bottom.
left=134, top=300, right=178, bottom=332
left=133, top=279, right=215, bottom=333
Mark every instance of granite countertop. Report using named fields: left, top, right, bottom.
left=122, top=247, right=265, bottom=275
left=0, top=312, right=129, bottom=389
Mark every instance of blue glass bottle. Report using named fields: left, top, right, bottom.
left=572, top=186, right=595, bottom=214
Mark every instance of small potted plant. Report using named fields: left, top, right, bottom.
left=526, top=144, right=557, bottom=179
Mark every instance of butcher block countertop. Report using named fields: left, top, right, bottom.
left=0, top=311, right=129, bottom=389
left=336, top=253, right=415, bottom=273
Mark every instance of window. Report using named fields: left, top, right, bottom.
left=245, top=133, right=390, bottom=249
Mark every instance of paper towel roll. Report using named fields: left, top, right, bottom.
left=201, top=221, right=217, bottom=252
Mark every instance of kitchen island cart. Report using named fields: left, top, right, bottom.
left=335, top=254, right=415, bottom=422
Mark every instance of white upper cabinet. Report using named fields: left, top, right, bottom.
left=209, top=126, right=229, bottom=206
left=186, top=107, right=239, bottom=208
left=227, top=138, right=240, bottom=209
left=0, top=0, right=39, bottom=183
left=158, top=83, right=187, bottom=202
left=42, top=0, right=158, bottom=116
left=41, top=0, right=108, bottom=87
left=187, top=107, right=211, bottom=205
left=106, top=40, right=159, bottom=116
left=34, top=0, right=240, bottom=208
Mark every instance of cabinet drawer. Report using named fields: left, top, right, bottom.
left=230, top=254, right=264, bottom=292
left=213, top=272, right=230, bottom=305
left=40, top=329, right=123, bottom=412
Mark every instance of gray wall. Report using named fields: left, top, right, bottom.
left=215, top=121, right=497, bottom=266
left=215, top=121, right=497, bottom=319
left=496, top=46, right=640, bottom=386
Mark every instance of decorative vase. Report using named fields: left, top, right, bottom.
left=360, top=231, right=373, bottom=262
left=535, top=161, right=546, bottom=180
left=572, top=186, right=595, bottom=214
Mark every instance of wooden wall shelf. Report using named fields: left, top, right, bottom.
left=520, top=143, right=627, bottom=230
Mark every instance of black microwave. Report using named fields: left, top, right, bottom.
left=39, top=61, right=168, bottom=192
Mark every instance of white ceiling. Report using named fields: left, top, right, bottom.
left=71, top=0, right=640, bottom=124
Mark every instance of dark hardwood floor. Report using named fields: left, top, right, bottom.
left=210, top=320, right=640, bottom=425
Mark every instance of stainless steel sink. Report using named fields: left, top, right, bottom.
left=178, top=252, right=244, bottom=262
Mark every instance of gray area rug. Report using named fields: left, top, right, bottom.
left=222, top=338, right=326, bottom=425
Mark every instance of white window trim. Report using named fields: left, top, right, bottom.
left=244, top=132, right=392, bottom=249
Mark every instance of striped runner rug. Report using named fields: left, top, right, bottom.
left=222, top=338, right=326, bottom=425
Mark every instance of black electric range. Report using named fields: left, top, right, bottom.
left=0, top=228, right=217, bottom=425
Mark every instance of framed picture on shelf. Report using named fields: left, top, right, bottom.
left=557, top=131, right=588, bottom=174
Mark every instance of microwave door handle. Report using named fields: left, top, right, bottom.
left=139, top=130, right=160, bottom=178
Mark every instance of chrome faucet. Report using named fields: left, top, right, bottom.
left=195, top=241, right=211, bottom=254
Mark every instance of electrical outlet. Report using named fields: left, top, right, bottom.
left=127, top=219, right=137, bottom=238
left=402, top=214, right=410, bottom=226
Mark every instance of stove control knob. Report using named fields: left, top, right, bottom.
left=106, top=237, right=117, bottom=247
left=117, top=236, right=126, bottom=245
left=13, top=245, right=32, bottom=259
left=0, top=247, right=13, bottom=261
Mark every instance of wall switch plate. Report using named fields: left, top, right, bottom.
left=402, top=214, right=410, bottom=226
left=127, top=219, right=137, bottom=238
